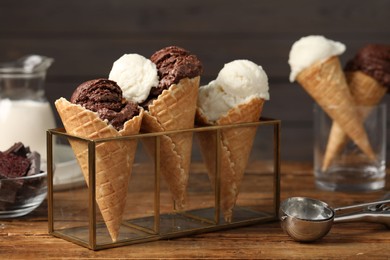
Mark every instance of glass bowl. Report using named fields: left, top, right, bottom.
left=0, top=171, right=47, bottom=218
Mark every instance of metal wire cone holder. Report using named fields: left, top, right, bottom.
left=47, top=117, right=281, bottom=250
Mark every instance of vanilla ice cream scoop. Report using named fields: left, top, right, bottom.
left=288, top=35, right=346, bottom=82
left=198, top=59, right=269, bottom=122
left=109, top=54, right=159, bottom=103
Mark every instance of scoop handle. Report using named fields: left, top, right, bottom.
left=334, top=199, right=390, bottom=213
left=334, top=199, right=390, bottom=228
left=334, top=212, right=390, bottom=228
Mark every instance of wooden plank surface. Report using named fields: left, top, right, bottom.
left=1, top=163, right=390, bottom=259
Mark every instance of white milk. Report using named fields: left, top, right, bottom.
left=0, top=99, right=56, bottom=161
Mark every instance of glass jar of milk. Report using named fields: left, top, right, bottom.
left=0, top=55, right=55, bottom=161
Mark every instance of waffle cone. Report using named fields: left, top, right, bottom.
left=196, top=98, right=264, bottom=222
left=322, top=71, right=386, bottom=170
left=296, top=56, right=376, bottom=163
left=141, top=77, right=200, bottom=209
left=55, top=98, right=143, bottom=242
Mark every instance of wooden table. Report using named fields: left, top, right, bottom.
left=1, top=162, right=390, bottom=259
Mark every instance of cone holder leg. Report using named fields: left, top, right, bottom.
left=47, top=118, right=281, bottom=250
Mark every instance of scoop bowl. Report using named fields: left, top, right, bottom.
left=279, top=197, right=335, bottom=242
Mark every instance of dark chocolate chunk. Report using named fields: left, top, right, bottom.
left=0, top=152, right=30, bottom=179
left=26, top=152, right=41, bottom=176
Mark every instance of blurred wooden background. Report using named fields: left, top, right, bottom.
left=1, top=0, right=389, bottom=161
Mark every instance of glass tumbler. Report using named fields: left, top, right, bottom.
left=314, top=103, right=386, bottom=192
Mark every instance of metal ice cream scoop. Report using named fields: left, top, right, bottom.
left=279, top=196, right=390, bottom=242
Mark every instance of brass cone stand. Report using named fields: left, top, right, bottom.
left=47, top=118, right=281, bottom=250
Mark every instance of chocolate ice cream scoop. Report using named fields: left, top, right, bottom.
left=150, top=46, right=203, bottom=94
left=345, top=44, right=390, bottom=89
left=70, top=78, right=139, bottom=130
